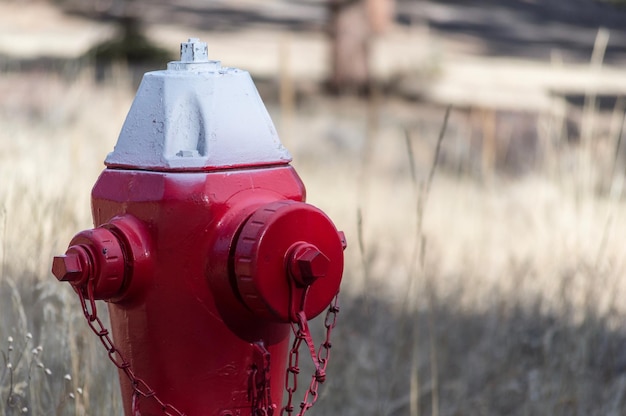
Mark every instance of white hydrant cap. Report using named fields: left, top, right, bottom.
left=105, top=38, right=292, bottom=171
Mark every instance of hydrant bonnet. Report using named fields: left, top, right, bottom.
left=105, top=38, right=292, bottom=171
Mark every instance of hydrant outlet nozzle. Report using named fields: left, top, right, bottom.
left=53, top=227, right=127, bottom=300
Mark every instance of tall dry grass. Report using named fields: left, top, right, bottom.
left=1, top=66, right=626, bottom=416
left=0, top=70, right=131, bottom=416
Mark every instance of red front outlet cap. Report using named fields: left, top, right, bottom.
left=234, top=200, right=345, bottom=322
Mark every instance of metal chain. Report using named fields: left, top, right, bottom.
left=76, top=279, right=186, bottom=416
left=281, top=294, right=340, bottom=416
left=252, top=342, right=275, bottom=416
left=260, top=352, right=274, bottom=416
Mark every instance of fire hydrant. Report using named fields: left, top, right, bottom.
left=52, top=38, right=346, bottom=416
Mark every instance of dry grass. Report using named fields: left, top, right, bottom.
left=0, top=71, right=130, bottom=416
left=2, top=67, right=626, bottom=416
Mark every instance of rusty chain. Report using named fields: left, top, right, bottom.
left=76, top=279, right=186, bottom=416
left=281, top=294, right=340, bottom=416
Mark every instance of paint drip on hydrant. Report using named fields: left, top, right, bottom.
left=52, top=38, right=346, bottom=416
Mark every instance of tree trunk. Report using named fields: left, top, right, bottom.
left=328, top=0, right=394, bottom=94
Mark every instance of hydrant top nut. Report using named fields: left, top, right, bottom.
left=180, top=38, right=208, bottom=63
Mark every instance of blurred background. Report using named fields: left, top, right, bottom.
left=2, top=0, right=626, bottom=415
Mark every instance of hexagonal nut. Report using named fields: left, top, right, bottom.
left=52, top=253, right=83, bottom=282
left=295, top=246, right=330, bottom=285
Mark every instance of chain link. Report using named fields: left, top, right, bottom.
left=76, top=279, right=186, bottom=416
left=281, top=294, right=340, bottom=416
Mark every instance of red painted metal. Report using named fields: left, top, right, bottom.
left=53, top=164, right=345, bottom=416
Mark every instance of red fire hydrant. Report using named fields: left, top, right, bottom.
left=52, top=38, right=346, bottom=416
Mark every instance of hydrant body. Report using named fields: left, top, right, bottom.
left=53, top=39, right=345, bottom=416
left=94, top=167, right=302, bottom=415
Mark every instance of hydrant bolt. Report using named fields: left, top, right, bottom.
left=290, top=244, right=330, bottom=286
left=52, top=250, right=86, bottom=283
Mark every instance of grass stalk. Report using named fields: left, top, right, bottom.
left=580, top=27, right=610, bottom=194
left=404, top=106, right=450, bottom=416
left=279, top=33, right=294, bottom=149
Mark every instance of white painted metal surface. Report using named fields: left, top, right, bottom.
left=105, top=38, right=292, bottom=171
